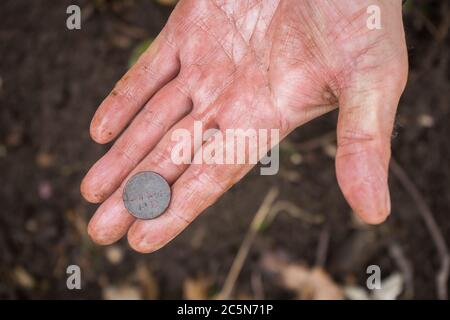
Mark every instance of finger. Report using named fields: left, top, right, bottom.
left=87, top=115, right=212, bottom=245
left=90, top=30, right=180, bottom=144
left=336, top=67, right=407, bottom=224
left=127, top=131, right=259, bottom=253
left=81, top=79, right=192, bottom=203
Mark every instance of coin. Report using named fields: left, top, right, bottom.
left=123, top=171, right=171, bottom=220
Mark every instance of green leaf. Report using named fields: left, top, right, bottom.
left=128, top=38, right=154, bottom=68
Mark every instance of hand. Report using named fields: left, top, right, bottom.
left=81, top=0, right=408, bottom=253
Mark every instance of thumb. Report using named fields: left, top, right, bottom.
left=335, top=67, right=407, bottom=224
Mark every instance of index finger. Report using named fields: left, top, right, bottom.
left=90, top=30, right=180, bottom=144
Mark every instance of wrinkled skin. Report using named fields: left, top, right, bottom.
left=81, top=0, right=408, bottom=253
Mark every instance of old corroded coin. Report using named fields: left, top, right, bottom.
left=123, top=171, right=171, bottom=220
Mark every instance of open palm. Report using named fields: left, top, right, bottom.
left=81, top=0, right=408, bottom=253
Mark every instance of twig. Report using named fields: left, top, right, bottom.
left=413, top=1, right=450, bottom=42
left=265, top=200, right=324, bottom=226
left=436, top=1, right=450, bottom=41
left=251, top=271, right=264, bottom=300
left=216, top=187, right=279, bottom=299
left=412, top=6, right=440, bottom=40
left=315, top=225, right=330, bottom=268
left=388, top=242, right=414, bottom=299
left=390, top=158, right=449, bottom=300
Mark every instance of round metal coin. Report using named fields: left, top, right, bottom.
left=123, top=171, right=171, bottom=220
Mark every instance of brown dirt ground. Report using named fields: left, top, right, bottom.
left=0, top=0, right=449, bottom=299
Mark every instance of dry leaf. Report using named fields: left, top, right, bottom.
left=262, top=253, right=343, bottom=300
left=372, top=273, right=404, bottom=300
left=103, top=285, right=142, bottom=300
left=236, top=292, right=253, bottom=300
left=343, top=286, right=371, bottom=300
left=135, top=262, right=159, bottom=299
left=14, top=267, right=35, bottom=289
left=344, top=273, right=404, bottom=300
left=183, top=277, right=211, bottom=300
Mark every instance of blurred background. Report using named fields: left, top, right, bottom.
left=0, top=0, right=449, bottom=299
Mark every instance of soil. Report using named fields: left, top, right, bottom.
left=0, top=0, right=449, bottom=299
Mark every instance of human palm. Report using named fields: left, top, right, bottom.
left=81, top=0, right=408, bottom=252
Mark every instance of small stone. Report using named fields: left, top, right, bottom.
left=290, top=153, right=303, bottom=165
left=105, top=246, right=124, bottom=265
left=417, top=114, right=434, bottom=128
left=323, top=144, right=337, bottom=158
